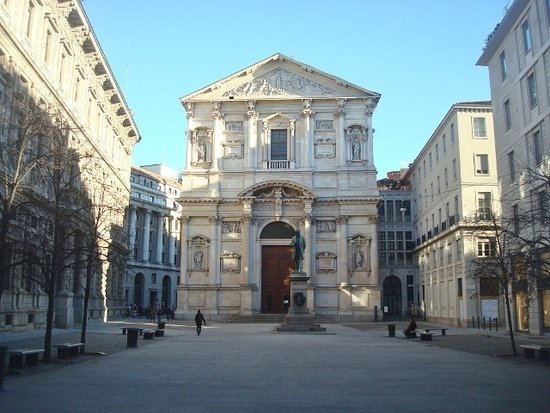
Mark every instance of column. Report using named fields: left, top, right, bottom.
left=336, top=99, right=346, bottom=167
left=155, top=213, right=164, bottom=264
left=167, top=216, right=175, bottom=266
left=141, top=209, right=151, bottom=262
left=337, top=216, right=349, bottom=285
left=242, top=215, right=252, bottom=284
left=128, top=206, right=137, bottom=256
left=365, top=100, right=375, bottom=168
left=303, top=100, right=314, bottom=169
left=210, top=216, right=222, bottom=286
left=179, top=217, right=190, bottom=285
left=247, top=101, right=257, bottom=169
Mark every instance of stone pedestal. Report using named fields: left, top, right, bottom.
left=277, top=271, right=326, bottom=332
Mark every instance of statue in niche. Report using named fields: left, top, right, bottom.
left=193, top=250, right=203, bottom=269
left=352, top=139, right=361, bottom=160
left=196, top=141, right=206, bottom=162
left=353, top=246, right=364, bottom=269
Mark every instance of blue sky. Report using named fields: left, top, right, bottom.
left=83, top=0, right=509, bottom=177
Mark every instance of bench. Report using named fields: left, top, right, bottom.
left=121, top=327, right=144, bottom=335
left=424, top=328, right=448, bottom=336
left=520, top=345, right=550, bottom=361
left=54, top=342, right=84, bottom=359
left=154, top=329, right=165, bottom=337
left=420, top=331, right=434, bottom=341
left=143, top=330, right=155, bottom=340
left=8, top=348, right=45, bottom=369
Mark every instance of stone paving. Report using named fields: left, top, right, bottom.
left=0, top=319, right=548, bottom=412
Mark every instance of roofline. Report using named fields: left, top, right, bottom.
left=476, top=0, right=529, bottom=66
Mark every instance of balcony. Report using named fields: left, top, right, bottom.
left=264, top=160, right=294, bottom=169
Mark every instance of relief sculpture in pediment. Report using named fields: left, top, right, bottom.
left=222, top=68, right=337, bottom=97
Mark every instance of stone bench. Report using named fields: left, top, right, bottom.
left=121, top=327, right=144, bottom=335
left=154, top=329, right=165, bottom=337
left=420, top=331, right=434, bottom=341
left=424, top=328, right=448, bottom=336
left=143, top=330, right=155, bottom=340
left=54, top=342, right=83, bottom=359
left=520, top=345, right=550, bottom=361
left=8, top=348, right=45, bottom=369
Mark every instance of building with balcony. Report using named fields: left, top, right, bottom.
left=477, top=0, right=550, bottom=334
left=177, top=53, right=381, bottom=321
left=126, top=165, right=182, bottom=311
left=0, top=0, right=139, bottom=330
left=403, top=102, right=501, bottom=326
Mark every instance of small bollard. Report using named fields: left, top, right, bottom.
left=127, top=328, right=139, bottom=348
left=387, top=324, right=396, bottom=337
left=0, top=345, right=7, bottom=392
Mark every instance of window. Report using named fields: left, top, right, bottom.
left=270, top=129, right=287, bottom=160
left=473, top=118, right=487, bottom=138
left=504, top=99, right=512, bottom=131
left=547, top=0, right=550, bottom=24
left=25, top=1, right=34, bottom=38
left=435, top=144, right=439, bottom=162
left=429, top=152, right=432, bottom=170
left=450, top=123, right=455, bottom=145
left=477, top=238, right=496, bottom=257
left=522, top=19, right=532, bottom=53
left=475, top=154, right=489, bottom=175
left=527, top=73, right=537, bottom=108
left=452, top=159, right=457, bottom=179
left=533, top=129, right=543, bottom=165
left=444, top=168, right=448, bottom=188
left=44, top=28, right=53, bottom=64
left=478, top=192, right=492, bottom=219
left=539, top=191, right=549, bottom=224
left=508, top=151, right=516, bottom=182
left=499, top=51, right=508, bottom=81
left=512, top=204, right=520, bottom=234
left=442, top=134, right=446, bottom=153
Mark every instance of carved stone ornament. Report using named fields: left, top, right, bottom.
left=315, top=120, right=334, bottom=130
left=293, top=292, right=306, bottom=307
left=314, top=137, right=336, bottom=158
left=316, top=252, right=337, bottom=274
left=222, top=68, right=337, bottom=97
left=222, top=138, right=243, bottom=159
left=220, top=252, right=241, bottom=274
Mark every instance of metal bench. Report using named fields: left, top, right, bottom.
left=520, top=345, right=550, bottom=361
left=54, top=343, right=83, bottom=359
left=8, top=348, right=45, bottom=369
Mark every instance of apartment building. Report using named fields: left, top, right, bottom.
left=404, top=102, right=502, bottom=326
left=0, top=0, right=139, bottom=330
left=477, top=0, right=550, bottom=334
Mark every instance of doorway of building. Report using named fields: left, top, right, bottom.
left=383, top=276, right=402, bottom=319
left=261, top=245, right=293, bottom=313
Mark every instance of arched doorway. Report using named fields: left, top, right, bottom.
left=383, top=276, right=402, bottom=319
left=161, top=275, right=171, bottom=308
left=260, top=222, right=295, bottom=314
left=133, top=273, right=145, bottom=306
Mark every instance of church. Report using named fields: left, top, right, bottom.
left=176, top=53, right=381, bottom=321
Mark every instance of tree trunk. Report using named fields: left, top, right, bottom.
left=504, top=285, right=517, bottom=356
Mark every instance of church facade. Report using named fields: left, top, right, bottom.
left=176, top=54, right=381, bottom=321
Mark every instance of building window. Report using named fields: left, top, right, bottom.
left=512, top=204, right=520, bottom=234
left=435, top=144, right=439, bottom=162
left=473, top=118, right=487, bottom=138
left=444, top=168, right=448, bottom=188
left=499, top=50, right=508, bottom=81
left=527, top=73, right=538, bottom=108
left=508, top=151, right=516, bottom=182
left=442, top=134, right=446, bottom=153
left=477, top=238, right=496, bottom=257
left=270, top=129, right=287, bottom=160
left=538, top=191, right=549, bottom=224
left=504, top=99, right=512, bottom=131
left=452, top=159, right=457, bottom=180
left=547, top=0, right=550, bottom=25
left=522, top=19, right=532, bottom=53
left=475, top=154, right=489, bottom=175
left=25, top=1, right=34, bottom=38
left=450, top=123, right=455, bottom=145
left=478, top=192, right=492, bottom=219
left=152, top=273, right=157, bottom=284
left=533, top=129, right=543, bottom=166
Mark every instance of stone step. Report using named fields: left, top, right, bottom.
left=224, top=314, right=331, bottom=324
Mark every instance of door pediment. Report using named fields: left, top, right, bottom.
left=238, top=180, right=316, bottom=200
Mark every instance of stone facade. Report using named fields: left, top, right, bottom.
left=0, top=0, right=139, bottom=330
left=126, top=165, right=182, bottom=311
left=177, top=53, right=381, bottom=321
left=477, top=0, right=550, bottom=334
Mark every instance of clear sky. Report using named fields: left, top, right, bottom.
left=82, top=0, right=510, bottom=177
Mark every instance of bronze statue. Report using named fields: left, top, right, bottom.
left=290, top=229, right=306, bottom=271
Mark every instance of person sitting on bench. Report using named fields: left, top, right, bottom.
left=403, top=317, right=417, bottom=337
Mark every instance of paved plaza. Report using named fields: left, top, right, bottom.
left=0, top=320, right=549, bottom=412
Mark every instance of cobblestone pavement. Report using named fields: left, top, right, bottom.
left=1, top=319, right=549, bottom=382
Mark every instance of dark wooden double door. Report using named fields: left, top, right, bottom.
left=261, top=246, right=293, bottom=313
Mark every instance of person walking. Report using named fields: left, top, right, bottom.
left=195, top=309, right=206, bottom=336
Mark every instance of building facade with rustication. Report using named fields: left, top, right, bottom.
left=0, top=0, right=139, bottom=331
left=177, top=53, right=381, bottom=321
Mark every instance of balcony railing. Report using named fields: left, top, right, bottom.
left=265, top=160, right=293, bottom=169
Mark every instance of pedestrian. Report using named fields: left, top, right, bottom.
left=403, top=317, right=418, bottom=337
left=195, top=309, right=206, bottom=336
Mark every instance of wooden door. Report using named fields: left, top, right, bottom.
left=262, top=246, right=293, bottom=313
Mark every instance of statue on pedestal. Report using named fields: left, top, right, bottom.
left=290, top=229, right=306, bottom=271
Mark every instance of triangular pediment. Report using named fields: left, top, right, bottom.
left=181, top=53, right=380, bottom=102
